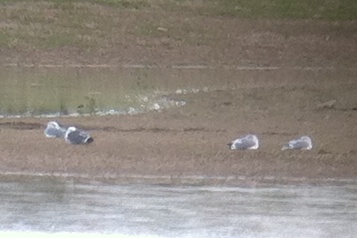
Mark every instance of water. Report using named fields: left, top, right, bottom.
left=0, top=66, right=208, bottom=117
left=1, top=66, right=355, bottom=237
left=1, top=65, right=354, bottom=117
left=0, top=175, right=356, bottom=238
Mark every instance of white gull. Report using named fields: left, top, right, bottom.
left=44, top=121, right=67, bottom=138
left=282, top=136, right=312, bottom=150
left=228, top=134, right=259, bottom=150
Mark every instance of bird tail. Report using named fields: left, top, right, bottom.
left=281, top=144, right=289, bottom=151
left=86, top=137, right=94, bottom=144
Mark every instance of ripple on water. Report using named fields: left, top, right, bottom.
left=0, top=175, right=356, bottom=238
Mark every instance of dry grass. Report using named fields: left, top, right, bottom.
left=0, top=0, right=355, bottom=50
left=0, top=1, right=355, bottom=68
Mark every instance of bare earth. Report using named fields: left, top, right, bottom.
left=0, top=17, right=356, bottom=184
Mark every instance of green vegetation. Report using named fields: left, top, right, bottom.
left=197, top=0, right=357, bottom=20
left=0, top=0, right=354, bottom=50
left=0, top=0, right=354, bottom=116
left=0, top=67, right=166, bottom=116
left=0, top=0, right=355, bottom=19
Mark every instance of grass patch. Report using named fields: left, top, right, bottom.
left=195, top=0, right=356, bottom=20
left=0, top=31, right=11, bottom=45
left=89, top=0, right=149, bottom=9
left=0, top=0, right=355, bottom=19
left=43, top=33, right=77, bottom=48
left=153, top=0, right=356, bottom=20
left=0, top=0, right=355, bottom=51
left=0, top=0, right=150, bottom=9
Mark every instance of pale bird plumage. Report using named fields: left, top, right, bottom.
left=44, top=121, right=67, bottom=138
left=228, top=134, right=259, bottom=150
left=282, top=136, right=312, bottom=150
left=64, top=126, right=93, bottom=145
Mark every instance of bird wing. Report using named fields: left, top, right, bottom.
left=67, top=130, right=87, bottom=144
left=232, top=138, right=255, bottom=149
left=290, top=139, right=309, bottom=149
left=45, top=127, right=65, bottom=138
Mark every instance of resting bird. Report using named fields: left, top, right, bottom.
left=64, top=126, right=94, bottom=145
left=228, top=134, right=259, bottom=150
left=44, top=121, right=67, bottom=138
left=281, top=136, right=312, bottom=150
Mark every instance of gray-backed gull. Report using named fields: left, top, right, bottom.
left=282, top=136, right=312, bottom=150
left=228, top=134, right=259, bottom=150
left=44, top=121, right=67, bottom=138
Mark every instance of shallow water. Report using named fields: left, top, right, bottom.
left=0, top=175, right=356, bottom=238
left=1, top=65, right=354, bottom=117
left=0, top=66, right=208, bottom=117
left=0, top=65, right=242, bottom=117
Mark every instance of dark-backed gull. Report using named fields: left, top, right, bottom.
left=64, top=126, right=93, bottom=145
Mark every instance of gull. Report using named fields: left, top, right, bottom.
left=64, top=126, right=94, bottom=145
left=282, top=136, right=312, bottom=150
left=44, top=121, right=67, bottom=138
left=228, top=134, right=259, bottom=150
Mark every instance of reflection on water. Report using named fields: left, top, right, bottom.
left=0, top=66, right=355, bottom=117
left=0, top=175, right=356, bottom=238
left=0, top=67, right=203, bottom=117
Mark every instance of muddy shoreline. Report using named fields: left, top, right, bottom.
left=0, top=72, right=356, bottom=183
left=0, top=13, right=356, bottom=183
